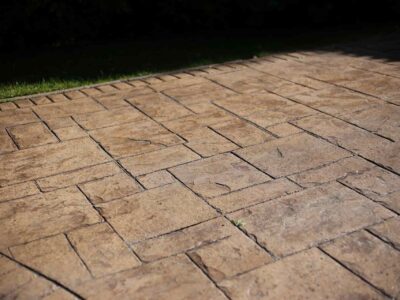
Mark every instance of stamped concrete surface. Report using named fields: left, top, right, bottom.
left=1, top=34, right=400, bottom=299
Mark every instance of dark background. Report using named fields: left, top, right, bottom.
left=1, top=0, right=400, bottom=51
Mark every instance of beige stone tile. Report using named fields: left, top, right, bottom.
left=37, top=162, right=120, bottom=192
left=209, top=178, right=301, bottom=213
left=266, top=122, right=302, bottom=137
left=113, top=82, right=134, bottom=89
left=8, top=122, right=57, bottom=149
left=94, top=87, right=153, bottom=109
left=212, top=119, right=274, bottom=147
left=127, top=92, right=192, bottom=121
left=170, top=153, right=270, bottom=198
left=0, top=101, right=17, bottom=110
left=163, top=81, right=224, bottom=98
left=235, top=132, right=350, bottom=177
left=228, top=182, right=394, bottom=257
left=369, top=218, right=400, bottom=250
left=172, top=88, right=237, bottom=105
left=75, top=255, right=226, bottom=300
left=188, top=233, right=272, bottom=282
left=14, top=99, right=34, bottom=108
left=339, top=167, right=400, bottom=213
left=0, top=108, right=38, bottom=128
left=132, top=218, right=236, bottom=262
left=45, top=116, right=76, bottom=130
left=293, top=114, right=400, bottom=174
left=0, top=129, right=16, bottom=154
left=80, top=173, right=142, bottom=204
left=30, top=96, right=52, bottom=105
left=81, top=87, right=103, bottom=96
left=0, top=181, right=39, bottom=203
left=0, top=255, right=75, bottom=299
left=341, top=103, right=400, bottom=142
left=219, top=248, right=382, bottom=300
left=33, top=98, right=104, bottom=120
left=97, top=183, right=218, bottom=243
left=48, top=93, right=70, bottom=102
left=322, top=230, right=400, bottom=297
left=120, top=144, right=199, bottom=176
left=182, top=127, right=238, bottom=157
left=0, top=138, right=109, bottom=187
left=11, top=234, right=92, bottom=288
left=0, top=187, right=102, bottom=248
left=74, top=106, right=148, bottom=130
left=137, top=170, right=175, bottom=189
left=54, top=125, right=87, bottom=140
left=245, top=104, right=316, bottom=128
left=150, top=76, right=206, bottom=92
left=214, top=92, right=292, bottom=117
left=163, top=110, right=234, bottom=134
left=68, top=223, right=141, bottom=277
left=96, top=84, right=119, bottom=93
left=64, top=90, right=87, bottom=99
left=289, top=156, right=374, bottom=188
left=90, top=120, right=183, bottom=158
left=291, top=87, right=380, bottom=117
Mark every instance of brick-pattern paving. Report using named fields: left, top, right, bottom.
left=1, top=36, right=400, bottom=299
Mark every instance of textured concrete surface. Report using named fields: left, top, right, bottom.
left=1, top=34, right=399, bottom=299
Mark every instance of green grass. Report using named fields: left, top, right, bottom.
left=0, top=25, right=395, bottom=100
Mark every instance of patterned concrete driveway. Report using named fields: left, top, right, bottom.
left=1, top=36, right=400, bottom=299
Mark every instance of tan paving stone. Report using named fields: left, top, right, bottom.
left=219, top=248, right=383, bottom=300
left=74, top=106, right=148, bottom=130
left=80, top=172, right=142, bottom=204
left=235, top=132, right=350, bottom=177
left=209, top=178, right=301, bottom=213
left=127, top=92, right=193, bottom=121
left=291, top=87, right=381, bottom=117
left=172, top=88, right=237, bottom=105
left=11, top=234, right=92, bottom=288
left=112, top=82, right=134, bottom=89
left=150, top=76, right=206, bottom=92
left=0, top=108, right=38, bottom=128
left=228, top=182, right=394, bottom=257
left=163, top=81, right=225, bottom=98
left=120, top=144, right=200, bottom=176
left=182, top=127, right=238, bottom=157
left=14, top=98, right=34, bottom=108
left=0, top=129, right=16, bottom=154
left=81, top=87, right=103, bottom=96
left=0, top=101, right=17, bottom=110
left=64, top=90, right=87, bottom=99
left=90, top=120, right=183, bottom=158
left=8, top=122, right=58, bottom=148
left=34, top=97, right=104, bottom=120
left=54, top=125, right=87, bottom=140
left=188, top=233, right=272, bottom=282
left=94, top=87, right=153, bottom=109
left=341, top=103, right=400, bottom=141
left=96, top=183, right=218, bottom=243
left=322, top=230, right=400, bottom=298
left=0, top=187, right=102, bottom=248
left=339, top=166, right=400, bottom=213
left=266, top=122, right=303, bottom=137
left=30, top=95, right=52, bottom=105
left=45, top=116, right=76, bottom=130
left=137, top=170, right=175, bottom=189
left=48, top=93, right=70, bottom=102
left=0, top=138, right=109, bottom=187
left=37, top=162, right=120, bottom=192
left=163, top=109, right=235, bottom=134
left=293, top=114, right=400, bottom=174
left=0, top=181, right=39, bottom=203
left=97, top=84, right=119, bottom=93
left=75, top=255, right=227, bottom=300
left=289, top=156, right=374, bottom=188
left=244, top=103, right=316, bottom=128
left=0, top=255, right=75, bottom=300
left=170, top=153, right=270, bottom=198
left=369, top=217, right=400, bottom=250
left=214, top=92, right=292, bottom=117
left=132, top=217, right=237, bottom=262
left=68, top=223, right=141, bottom=277
left=211, top=119, right=274, bottom=147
